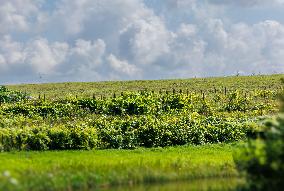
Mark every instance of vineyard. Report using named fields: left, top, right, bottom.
left=0, top=75, right=282, bottom=151
left=0, top=74, right=283, bottom=190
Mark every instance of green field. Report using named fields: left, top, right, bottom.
left=0, top=143, right=240, bottom=191
left=8, top=74, right=284, bottom=99
left=0, top=74, right=283, bottom=190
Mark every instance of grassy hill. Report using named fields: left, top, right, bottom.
left=7, top=74, right=284, bottom=99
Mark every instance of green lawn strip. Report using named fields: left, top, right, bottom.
left=0, top=143, right=239, bottom=191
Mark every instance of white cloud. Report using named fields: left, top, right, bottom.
left=71, top=39, right=105, bottom=67
left=177, top=23, right=197, bottom=37
left=24, top=38, right=69, bottom=73
left=119, top=17, right=172, bottom=66
left=0, top=35, right=25, bottom=65
left=0, top=0, right=284, bottom=83
left=0, top=0, right=43, bottom=34
left=60, top=38, right=106, bottom=80
left=0, top=36, right=106, bottom=81
left=208, top=0, right=284, bottom=7
left=158, top=18, right=284, bottom=77
left=48, top=0, right=155, bottom=38
left=107, top=54, right=141, bottom=76
left=201, top=19, right=284, bottom=75
left=0, top=54, right=6, bottom=69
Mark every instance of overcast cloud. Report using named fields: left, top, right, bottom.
left=0, top=0, right=283, bottom=83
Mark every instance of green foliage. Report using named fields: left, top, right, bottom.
left=234, top=84, right=284, bottom=191
left=0, top=113, right=257, bottom=150
left=223, top=91, right=250, bottom=112
left=0, top=125, right=97, bottom=151
left=0, top=89, right=276, bottom=117
left=0, top=85, right=28, bottom=104
left=0, top=75, right=282, bottom=151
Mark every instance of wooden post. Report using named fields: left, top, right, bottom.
left=24, top=91, right=27, bottom=103
left=10, top=135, right=13, bottom=149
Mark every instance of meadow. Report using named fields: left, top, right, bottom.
left=0, top=144, right=240, bottom=191
left=8, top=74, right=284, bottom=99
left=0, top=74, right=283, bottom=190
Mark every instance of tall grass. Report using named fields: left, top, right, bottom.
left=0, top=143, right=239, bottom=191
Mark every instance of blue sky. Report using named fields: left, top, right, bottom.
left=0, top=0, right=284, bottom=84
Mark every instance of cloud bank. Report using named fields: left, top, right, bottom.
left=208, top=0, right=284, bottom=7
left=0, top=0, right=283, bottom=83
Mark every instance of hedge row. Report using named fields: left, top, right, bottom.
left=1, top=90, right=273, bottom=118
left=0, top=115, right=257, bottom=151
left=0, top=126, right=97, bottom=151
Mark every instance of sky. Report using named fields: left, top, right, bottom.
left=0, top=0, right=284, bottom=84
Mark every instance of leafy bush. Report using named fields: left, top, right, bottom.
left=95, top=114, right=255, bottom=149
left=0, top=125, right=97, bottom=151
left=0, top=86, right=274, bottom=151
left=224, top=91, right=250, bottom=112
left=1, top=89, right=275, bottom=117
left=0, top=113, right=256, bottom=151
left=0, top=86, right=28, bottom=103
left=235, top=84, right=284, bottom=191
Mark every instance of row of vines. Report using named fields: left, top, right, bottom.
left=0, top=85, right=280, bottom=151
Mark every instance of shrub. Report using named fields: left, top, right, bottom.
left=0, top=125, right=98, bottom=151
left=235, top=84, right=284, bottom=191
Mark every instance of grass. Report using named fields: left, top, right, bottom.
left=7, top=74, right=284, bottom=99
left=0, top=143, right=240, bottom=191
left=106, top=178, right=244, bottom=191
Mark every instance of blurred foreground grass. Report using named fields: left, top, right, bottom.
left=0, top=143, right=240, bottom=191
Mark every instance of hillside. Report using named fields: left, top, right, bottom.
left=7, top=74, right=284, bottom=99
